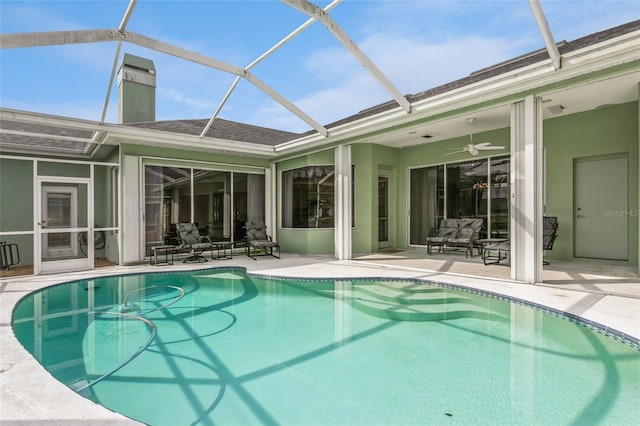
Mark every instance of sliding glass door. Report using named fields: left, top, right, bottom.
left=409, top=155, right=509, bottom=246
left=144, top=165, right=264, bottom=255
left=409, top=165, right=443, bottom=245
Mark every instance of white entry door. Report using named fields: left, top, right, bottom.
left=38, top=180, right=91, bottom=274
left=574, top=155, right=628, bottom=260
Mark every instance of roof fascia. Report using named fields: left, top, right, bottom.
left=1, top=108, right=278, bottom=159
left=0, top=108, right=107, bottom=133
left=102, top=126, right=277, bottom=158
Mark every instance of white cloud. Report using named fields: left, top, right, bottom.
left=361, top=34, right=528, bottom=94
left=157, top=87, right=216, bottom=111
left=241, top=32, right=529, bottom=132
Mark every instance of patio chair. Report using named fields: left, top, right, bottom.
left=444, top=218, right=484, bottom=258
left=543, top=216, right=559, bottom=265
left=246, top=221, right=280, bottom=260
left=426, top=219, right=459, bottom=255
left=482, top=240, right=510, bottom=265
left=176, top=222, right=214, bottom=263
left=483, top=216, right=559, bottom=265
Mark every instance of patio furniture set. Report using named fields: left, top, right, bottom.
left=150, top=221, right=279, bottom=266
left=426, top=216, right=558, bottom=265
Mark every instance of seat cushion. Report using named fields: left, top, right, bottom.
left=251, top=240, right=278, bottom=248
left=190, top=242, right=212, bottom=250
left=426, top=236, right=448, bottom=244
left=446, top=228, right=474, bottom=245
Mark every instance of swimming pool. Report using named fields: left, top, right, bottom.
left=12, top=267, right=640, bottom=425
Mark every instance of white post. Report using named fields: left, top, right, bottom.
left=334, top=145, right=352, bottom=260
left=121, top=155, right=142, bottom=263
left=510, top=95, right=544, bottom=283
left=266, top=163, right=277, bottom=242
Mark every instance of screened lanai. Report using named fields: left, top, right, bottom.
left=1, top=1, right=639, bottom=281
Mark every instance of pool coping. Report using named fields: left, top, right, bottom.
left=1, top=259, right=639, bottom=423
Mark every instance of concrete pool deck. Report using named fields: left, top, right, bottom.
left=1, top=251, right=639, bottom=424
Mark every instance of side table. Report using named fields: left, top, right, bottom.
left=150, top=245, right=176, bottom=266
left=212, top=241, right=233, bottom=260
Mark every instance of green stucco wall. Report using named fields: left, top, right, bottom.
left=351, top=144, right=401, bottom=253
left=544, top=102, right=639, bottom=264
left=38, top=161, right=90, bottom=177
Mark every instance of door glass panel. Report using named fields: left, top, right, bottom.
left=490, top=156, right=510, bottom=238
left=41, top=183, right=88, bottom=262
left=193, top=169, right=231, bottom=241
left=378, top=176, right=388, bottom=242
left=409, top=166, right=443, bottom=245
left=144, top=166, right=191, bottom=255
left=447, top=160, right=488, bottom=232
left=233, top=173, right=265, bottom=245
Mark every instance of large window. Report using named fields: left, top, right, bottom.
left=409, top=155, right=509, bottom=245
left=144, top=165, right=264, bottom=254
left=282, top=166, right=335, bottom=228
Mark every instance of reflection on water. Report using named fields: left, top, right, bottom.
left=12, top=269, right=640, bottom=425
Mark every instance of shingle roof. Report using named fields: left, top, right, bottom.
left=88, top=18, right=640, bottom=147
left=312, top=19, right=640, bottom=134
left=126, top=118, right=301, bottom=146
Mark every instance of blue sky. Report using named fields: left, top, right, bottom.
left=1, top=0, right=638, bottom=133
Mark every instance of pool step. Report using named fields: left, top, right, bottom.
left=351, top=283, right=472, bottom=305
left=344, top=282, right=504, bottom=322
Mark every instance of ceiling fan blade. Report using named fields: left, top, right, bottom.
left=477, top=145, right=505, bottom=150
left=443, top=150, right=465, bottom=156
left=472, top=142, right=492, bottom=148
left=469, top=149, right=479, bottom=156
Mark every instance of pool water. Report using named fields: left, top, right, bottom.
left=12, top=268, right=640, bottom=425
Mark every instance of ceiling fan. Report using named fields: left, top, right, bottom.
left=444, top=118, right=504, bottom=156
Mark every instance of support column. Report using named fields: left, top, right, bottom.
left=265, top=164, right=277, bottom=242
left=335, top=145, right=352, bottom=260
left=510, top=95, right=544, bottom=283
